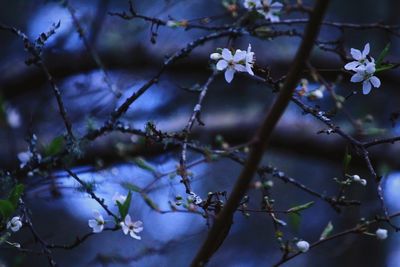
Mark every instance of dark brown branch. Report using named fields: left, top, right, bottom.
left=190, top=0, right=331, bottom=265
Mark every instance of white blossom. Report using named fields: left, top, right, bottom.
left=211, top=45, right=256, bottom=83
left=376, top=228, right=388, bottom=240
left=243, top=0, right=262, bottom=9
left=350, top=62, right=381, bottom=95
left=260, top=0, right=283, bottom=22
left=245, top=44, right=255, bottom=76
left=296, top=240, right=310, bottom=252
left=17, top=151, right=32, bottom=168
left=120, top=215, right=143, bottom=240
left=215, top=48, right=247, bottom=83
left=112, top=192, right=127, bottom=204
left=88, top=210, right=105, bottom=233
left=7, top=216, right=22, bottom=232
left=344, top=43, right=372, bottom=71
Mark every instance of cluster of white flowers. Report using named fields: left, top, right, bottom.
left=88, top=192, right=143, bottom=240
left=376, top=228, right=388, bottom=240
left=210, top=44, right=255, bottom=83
left=351, top=174, right=367, bottom=186
left=296, top=240, right=310, bottom=253
left=345, top=43, right=381, bottom=95
left=243, top=0, right=283, bottom=22
left=7, top=216, right=23, bottom=232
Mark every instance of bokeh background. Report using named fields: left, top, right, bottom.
left=1, top=0, right=400, bottom=266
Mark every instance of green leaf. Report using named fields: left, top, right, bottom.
left=8, top=184, right=24, bottom=208
left=0, top=200, right=14, bottom=221
left=254, top=26, right=273, bottom=39
left=131, top=157, right=157, bottom=174
left=320, top=221, right=334, bottom=240
left=44, top=136, right=65, bottom=156
left=343, top=149, right=352, bottom=173
left=287, top=201, right=314, bottom=213
left=141, top=193, right=160, bottom=211
left=117, top=191, right=132, bottom=219
left=121, top=182, right=141, bottom=193
left=0, top=232, right=11, bottom=246
left=376, top=43, right=391, bottom=67
left=180, top=83, right=203, bottom=92
left=288, top=212, right=301, bottom=233
left=376, top=64, right=395, bottom=73
left=365, top=127, right=386, bottom=136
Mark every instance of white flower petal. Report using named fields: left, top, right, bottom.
left=224, top=68, right=235, bottom=83
left=365, top=63, right=376, bottom=74
left=124, top=214, right=132, bottom=225
left=92, top=224, right=104, bottom=233
left=370, top=76, right=381, bottom=88
left=216, top=60, right=228, bottom=71
left=350, top=48, right=362, bottom=61
left=233, top=50, right=247, bottom=62
left=234, top=64, right=247, bottom=72
left=129, top=231, right=141, bottom=240
left=344, top=61, right=359, bottom=71
left=362, top=80, right=372, bottom=95
left=362, top=43, right=370, bottom=57
left=88, top=219, right=97, bottom=228
left=221, top=49, right=233, bottom=61
left=246, top=65, right=254, bottom=75
left=121, top=223, right=129, bottom=235
left=350, top=73, right=364, bottom=83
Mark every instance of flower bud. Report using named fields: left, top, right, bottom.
left=376, top=228, right=388, bottom=240
left=210, top=53, right=222, bottom=60
left=296, top=240, right=310, bottom=252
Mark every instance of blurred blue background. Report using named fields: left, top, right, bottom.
left=1, top=0, right=400, bottom=266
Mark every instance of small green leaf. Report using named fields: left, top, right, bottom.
left=288, top=212, right=301, bottom=233
left=44, top=136, right=65, bottom=156
left=365, top=127, right=386, bottom=136
left=121, top=182, right=141, bottom=193
left=131, top=157, right=157, bottom=174
left=117, top=191, right=132, bottom=219
left=254, top=26, right=273, bottom=39
left=376, top=64, right=395, bottom=73
left=343, top=149, right=352, bottom=173
left=8, top=184, right=24, bottom=208
left=141, top=193, right=160, bottom=211
left=180, top=83, right=202, bottom=92
left=320, top=221, right=334, bottom=240
left=0, top=232, right=11, bottom=246
left=0, top=200, right=14, bottom=221
left=287, top=201, right=314, bottom=213
left=376, top=43, right=391, bottom=67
